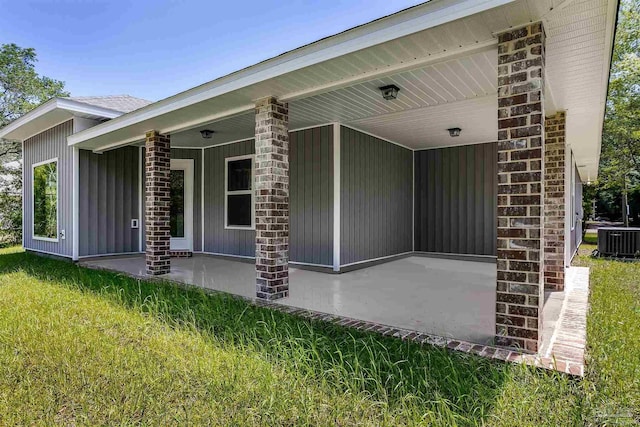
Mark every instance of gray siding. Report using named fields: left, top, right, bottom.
left=414, top=142, right=498, bottom=256
left=571, top=165, right=583, bottom=257
left=290, top=125, right=333, bottom=266
left=203, top=140, right=256, bottom=257
left=79, top=146, right=140, bottom=256
left=340, top=126, right=413, bottom=265
left=171, top=148, right=202, bottom=251
left=23, top=120, right=74, bottom=257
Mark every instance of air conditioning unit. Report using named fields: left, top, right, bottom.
left=597, top=227, right=640, bottom=258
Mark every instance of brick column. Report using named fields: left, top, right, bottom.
left=496, top=22, right=545, bottom=352
left=255, top=97, right=289, bottom=300
left=544, top=112, right=566, bottom=291
left=145, top=130, right=171, bottom=275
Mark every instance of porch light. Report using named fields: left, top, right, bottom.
left=379, top=84, right=400, bottom=101
left=447, top=127, right=462, bottom=137
left=200, top=129, right=214, bottom=139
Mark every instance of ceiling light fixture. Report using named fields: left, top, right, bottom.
left=200, top=129, right=214, bottom=139
left=447, top=127, right=462, bottom=137
left=379, top=84, right=400, bottom=101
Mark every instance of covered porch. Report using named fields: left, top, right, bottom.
left=67, top=0, right=616, bottom=359
left=82, top=253, right=497, bottom=344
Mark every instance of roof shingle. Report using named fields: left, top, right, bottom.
left=65, top=95, right=153, bottom=113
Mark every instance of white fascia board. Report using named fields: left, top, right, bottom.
left=68, top=0, right=515, bottom=147
left=0, top=99, right=58, bottom=140
left=0, top=98, right=122, bottom=142
left=589, top=0, right=620, bottom=180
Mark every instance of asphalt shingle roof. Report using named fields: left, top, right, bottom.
left=65, top=95, right=153, bottom=113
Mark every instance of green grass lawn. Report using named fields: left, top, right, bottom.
left=0, top=246, right=637, bottom=426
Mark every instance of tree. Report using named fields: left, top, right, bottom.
left=597, top=0, right=640, bottom=225
left=0, top=43, right=69, bottom=244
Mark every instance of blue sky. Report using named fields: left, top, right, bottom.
left=1, top=0, right=423, bottom=102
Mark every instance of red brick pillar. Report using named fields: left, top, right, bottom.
left=145, top=130, right=171, bottom=275
left=254, top=97, right=289, bottom=300
left=496, top=22, right=545, bottom=352
left=544, top=112, right=566, bottom=291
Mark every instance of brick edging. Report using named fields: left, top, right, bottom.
left=254, top=300, right=584, bottom=376
left=80, top=261, right=584, bottom=377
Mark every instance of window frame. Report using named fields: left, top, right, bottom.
left=32, top=157, right=59, bottom=242
left=224, top=154, right=255, bottom=230
left=570, top=163, right=576, bottom=231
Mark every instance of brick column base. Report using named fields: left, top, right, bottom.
left=145, top=130, right=171, bottom=275
left=496, top=22, right=546, bottom=352
left=544, top=112, right=566, bottom=291
left=255, top=97, right=289, bottom=300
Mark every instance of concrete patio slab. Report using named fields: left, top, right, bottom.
left=80, top=254, right=588, bottom=375
left=81, top=254, right=497, bottom=344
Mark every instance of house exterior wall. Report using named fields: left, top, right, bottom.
left=414, top=142, right=497, bottom=256
left=202, top=125, right=334, bottom=265
left=79, top=146, right=140, bottom=256
left=290, top=125, right=334, bottom=266
left=339, top=126, right=413, bottom=266
left=203, top=139, right=256, bottom=257
left=571, top=165, right=583, bottom=257
left=23, top=120, right=74, bottom=257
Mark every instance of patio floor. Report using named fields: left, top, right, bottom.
left=81, top=254, right=497, bottom=344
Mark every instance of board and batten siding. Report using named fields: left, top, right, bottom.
left=79, top=146, right=140, bottom=256
left=202, top=126, right=334, bottom=264
left=289, top=125, right=333, bottom=266
left=23, top=120, right=74, bottom=257
left=414, top=142, right=498, bottom=256
left=203, top=139, right=256, bottom=257
left=571, top=165, right=583, bottom=258
left=340, top=126, right=413, bottom=265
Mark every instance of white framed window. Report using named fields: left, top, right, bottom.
left=225, top=154, right=254, bottom=229
left=32, top=158, right=59, bottom=242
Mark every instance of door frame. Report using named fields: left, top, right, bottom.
left=170, top=158, right=194, bottom=252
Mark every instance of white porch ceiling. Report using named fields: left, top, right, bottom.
left=72, top=0, right=616, bottom=180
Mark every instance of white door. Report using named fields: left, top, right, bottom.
left=170, top=159, right=194, bottom=251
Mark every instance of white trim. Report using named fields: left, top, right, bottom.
left=21, top=140, right=25, bottom=249
left=333, top=123, right=341, bottom=272
left=413, top=139, right=498, bottom=151
left=564, top=144, right=573, bottom=267
left=171, top=137, right=255, bottom=152
left=138, top=146, right=144, bottom=253
left=24, top=247, right=73, bottom=259
left=414, top=251, right=497, bottom=260
left=290, top=261, right=333, bottom=268
left=170, top=159, right=195, bottom=251
left=201, top=251, right=255, bottom=260
left=224, top=154, right=255, bottom=230
left=67, top=0, right=514, bottom=148
left=412, top=149, right=415, bottom=252
left=31, top=157, right=59, bottom=242
left=290, top=122, right=336, bottom=133
left=72, top=147, right=79, bottom=261
left=340, top=251, right=413, bottom=268
left=201, top=147, right=205, bottom=252
left=0, top=98, right=121, bottom=141
left=172, top=124, right=337, bottom=151
left=340, top=124, right=413, bottom=151
left=77, top=251, right=144, bottom=260
left=570, top=152, right=576, bottom=231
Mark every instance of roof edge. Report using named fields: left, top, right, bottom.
left=68, top=0, right=515, bottom=147
left=0, top=98, right=123, bottom=142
